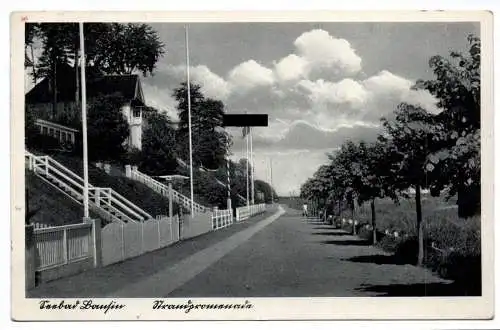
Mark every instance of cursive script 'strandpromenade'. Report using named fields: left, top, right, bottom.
left=153, top=300, right=254, bottom=314
left=39, top=300, right=126, bottom=314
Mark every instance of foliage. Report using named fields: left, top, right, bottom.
left=32, top=23, right=165, bottom=79
left=138, top=108, right=177, bottom=176
left=254, top=179, right=277, bottom=203
left=300, top=34, right=481, bottom=267
left=415, top=34, right=481, bottom=217
left=174, top=82, right=231, bottom=170
left=86, top=94, right=130, bottom=161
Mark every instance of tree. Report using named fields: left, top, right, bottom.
left=329, top=140, right=394, bottom=243
left=31, top=23, right=165, bottom=117
left=174, top=82, right=230, bottom=170
left=380, top=103, right=438, bottom=266
left=86, top=94, right=130, bottom=161
left=24, top=23, right=40, bottom=85
left=91, top=23, right=165, bottom=76
left=254, top=180, right=277, bottom=204
left=415, top=34, right=481, bottom=217
left=138, top=107, right=178, bottom=176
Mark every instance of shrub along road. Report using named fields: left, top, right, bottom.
left=29, top=205, right=465, bottom=298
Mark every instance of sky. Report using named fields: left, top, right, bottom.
left=140, top=22, right=479, bottom=196
left=25, top=22, right=480, bottom=196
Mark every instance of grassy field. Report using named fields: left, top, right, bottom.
left=334, top=194, right=481, bottom=294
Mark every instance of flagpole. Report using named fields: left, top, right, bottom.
left=245, top=129, right=249, bottom=206
left=270, top=157, right=274, bottom=204
left=224, top=132, right=231, bottom=211
left=79, top=22, right=89, bottom=219
left=185, top=25, right=194, bottom=216
left=250, top=127, right=255, bottom=205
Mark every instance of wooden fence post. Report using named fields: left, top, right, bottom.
left=63, top=227, right=68, bottom=264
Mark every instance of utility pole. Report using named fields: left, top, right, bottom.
left=79, top=22, right=89, bottom=219
left=250, top=127, right=255, bottom=205
left=185, top=25, right=194, bottom=216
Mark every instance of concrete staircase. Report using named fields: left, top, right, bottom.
left=25, top=151, right=153, bottom=223
left=128, top=167, right=209, bottom=214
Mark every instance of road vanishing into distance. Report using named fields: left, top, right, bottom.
left=29, top=205, right=458, bottom=298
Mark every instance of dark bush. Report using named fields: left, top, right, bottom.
left=28, top=133, right=61, bottom=153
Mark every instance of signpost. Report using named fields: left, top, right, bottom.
left=222, top=114, right=268, bottom=206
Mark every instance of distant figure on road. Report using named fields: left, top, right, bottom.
left=302, top=203, right=308, bottom=217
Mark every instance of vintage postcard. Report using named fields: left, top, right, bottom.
left=11, top=11, right=494, bottom=321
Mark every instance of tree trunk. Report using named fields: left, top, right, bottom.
left=371, top=198, right=377, bottom=244
left=351, top=200, right=356, bottom=235
left=458, top=182, right=481, bottom=218
left=415, top=184, right=424, bottom=266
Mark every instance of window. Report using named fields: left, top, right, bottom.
left=42, top=126, right=48, bottom=135
left=133, top=109, right=141, bottom=118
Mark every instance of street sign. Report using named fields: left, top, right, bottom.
left=222, top=114, right=268, bottom=127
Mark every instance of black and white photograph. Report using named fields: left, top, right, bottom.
left=11, top=11, right=493, bottom=321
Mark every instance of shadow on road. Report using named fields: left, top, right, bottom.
left=320, top=239, right=372, bottom=246
left=342, top=254, right=411, bottom=265
left=356, top=282, right=481, bottom=296
left=311, top=226, right=338, bottom=230
left=312, top=231, right=352, bottom=237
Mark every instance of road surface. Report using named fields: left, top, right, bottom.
left=29, top=205, right=458, bottom=298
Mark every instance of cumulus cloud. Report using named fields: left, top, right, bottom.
left=271, top=29, right=363, bottom=85
left=141, top=28, right=439, bottom=163
left=152, top=64, right=231, bottom=101
left=227, top=60, right=275, bottom=91
left=274, top=54, right=308, bottom=82
left=294, top=29, right=362, bottom=77
left=190, top=65, right=231, bottom=100
left=297, top=78, right=368, bottom=108
left=141, top=83, right=180, bottom=121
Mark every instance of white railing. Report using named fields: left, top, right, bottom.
left=33, top=223, right=92, bottom=271
left=25, top=151, right=152, bottom=223
left=130, top=168, right=208, bottom=214
left=35, top=119, right=78, bottom=145
left=235, top=203, right=266, bottom=222
left=31, top=222, right=54, bottom=229
left=211, top=209, right=233, bottom=230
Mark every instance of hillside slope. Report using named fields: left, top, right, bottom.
left=25, top=171, right=95, bottom=226
left=29, top=150, right=179, bottom=217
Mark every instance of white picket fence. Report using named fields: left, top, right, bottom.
left=235, top=204, right=266, bottom=222
left=211, top=209, right=233, bottom=230
left=25, top=151, right=152, bottom=223
left=128, top=167, right=209, bottom=214
left=33, top=222, right=93, bottom=271
left=101, top=215, right=180, bottom=266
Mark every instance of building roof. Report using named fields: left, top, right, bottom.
left=25, top=63, right=145, bottom=106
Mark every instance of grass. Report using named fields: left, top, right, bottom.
left=25, top=171, right=100, bottom=226
left=30, top=149, right=179, bottom=218
left=334, top=195, right=481, bottom=294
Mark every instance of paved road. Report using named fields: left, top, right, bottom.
left=29, top=205, right=455, bottom=298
